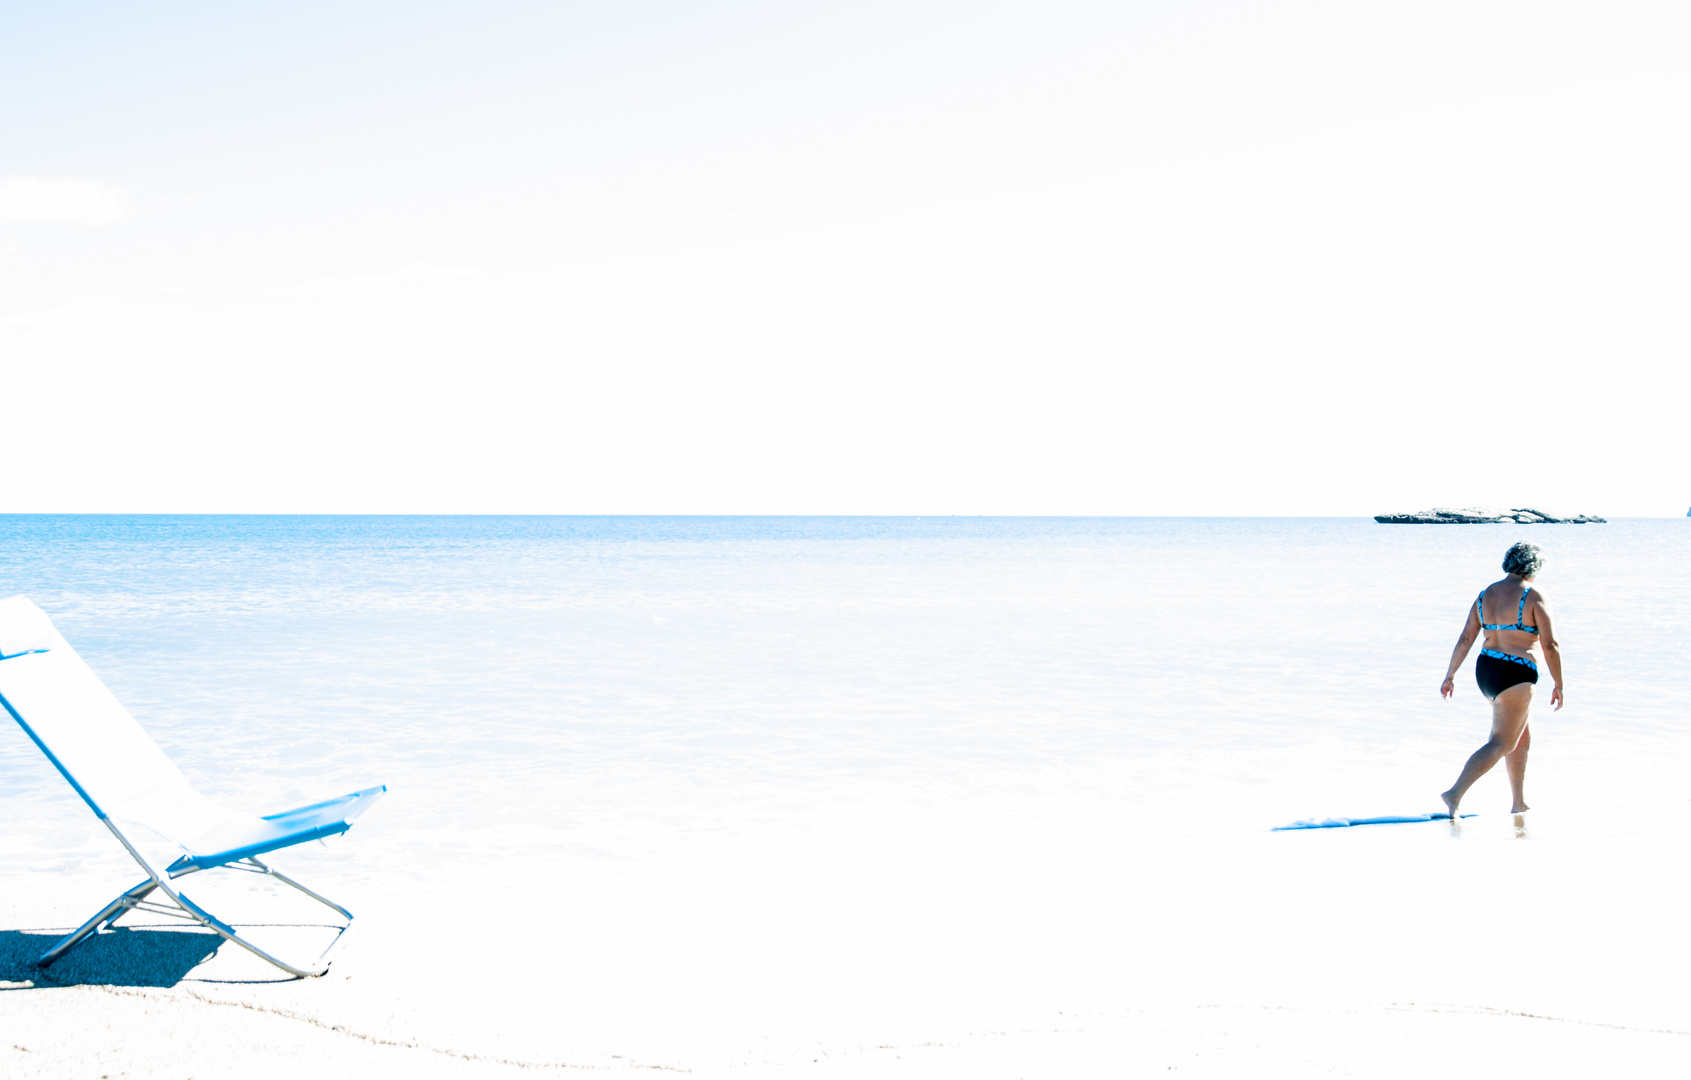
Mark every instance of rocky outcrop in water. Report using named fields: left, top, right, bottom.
left=1374, top=507, right=1606, bottom=524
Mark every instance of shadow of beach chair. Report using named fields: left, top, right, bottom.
left=0, top=595, right=384, bottom=979
left=1, top=926, right=223, bottom=988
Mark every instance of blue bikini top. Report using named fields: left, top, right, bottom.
left=1477, top=585, right=1538, bottom=634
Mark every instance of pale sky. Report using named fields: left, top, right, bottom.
left=2, top=1, right=1686, bottom=515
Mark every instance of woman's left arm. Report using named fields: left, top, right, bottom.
left=1535, top=593, right=1564, bottom=710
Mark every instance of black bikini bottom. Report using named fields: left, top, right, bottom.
left=1476, top=652, right=1538, bottom=701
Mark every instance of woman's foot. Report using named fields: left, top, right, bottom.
left=1510, top=802, right=1530, bottom=813
left=1440, top=790, right=1460, bottom=818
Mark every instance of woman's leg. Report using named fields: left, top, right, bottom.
left=1441, top=684, right=1533, bottom=815
left=1505, top=723, right=1531, bottom=813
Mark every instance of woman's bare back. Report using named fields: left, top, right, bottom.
left=1476, top=577, right=1544, bottom=663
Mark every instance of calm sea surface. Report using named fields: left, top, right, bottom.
left=2, top=516, right=1687, bottom=891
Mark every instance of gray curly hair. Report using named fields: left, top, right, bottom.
left=1502, top=542, right=1543, bottom=578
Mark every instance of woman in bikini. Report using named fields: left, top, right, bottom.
left=1438, top=542, right=1564, bottom=816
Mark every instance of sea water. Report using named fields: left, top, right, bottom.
left=2, top=516, right=1688, bottom=1067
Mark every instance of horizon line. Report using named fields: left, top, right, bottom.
left=0, top=512, right=1668, bottom=520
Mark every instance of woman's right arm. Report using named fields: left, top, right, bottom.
left=1441, top=602, right=1481, bottom=699
left=1535, top=595, right=1564, bottom=710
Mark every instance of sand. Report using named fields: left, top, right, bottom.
left=4, top=804, right=1689, bottom=1079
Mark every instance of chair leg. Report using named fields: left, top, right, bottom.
left=172, top=892, right=344, bottom=978
left=159, top=858, right=355, bottom=978
left=103, top=878, right=159, bottom=929
left=38, top=869, right=353, bottom=979
left=89, top=821, right=354, bottom=979
left=35, top=878, right=158, bottom=968
left=246, top=857, right=354, bottom=921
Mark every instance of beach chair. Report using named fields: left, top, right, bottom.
left=0, top=595, right=384, bottom=978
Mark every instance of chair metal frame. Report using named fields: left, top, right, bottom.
left=37, top=818, right=356, bottom=978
